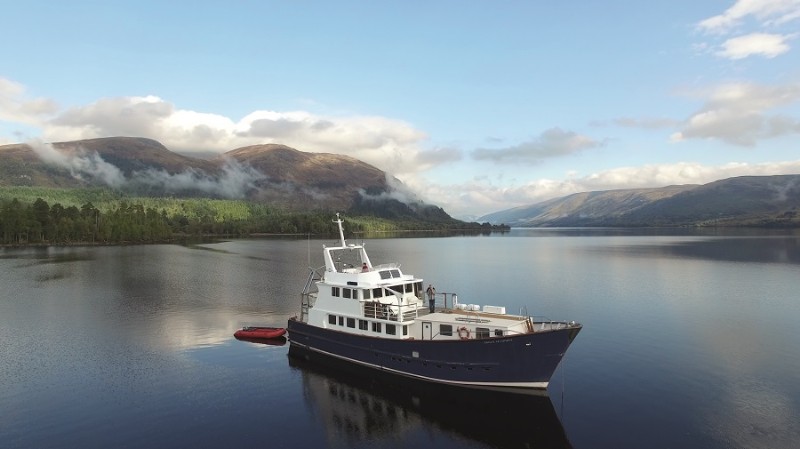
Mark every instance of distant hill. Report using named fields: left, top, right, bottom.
left=0, top=137, right=455, bottom=223
left=479, top=175, right=800, bottom=227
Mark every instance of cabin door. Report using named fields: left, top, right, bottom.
left=422, top=322, right=432, bottom=340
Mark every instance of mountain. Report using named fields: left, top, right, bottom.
left=0, top=137, right=452, bottom=221
left=479, top=175, right=800, bottom=227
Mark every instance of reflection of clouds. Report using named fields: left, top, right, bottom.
left=143, top=310, right=295, bottom=352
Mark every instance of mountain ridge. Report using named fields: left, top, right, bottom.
left=0, top=136, right=450, bottom=222
left=479, top=175, right=800, bottom=227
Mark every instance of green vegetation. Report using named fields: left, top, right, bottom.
left=0, top=187, right=507, bottom=245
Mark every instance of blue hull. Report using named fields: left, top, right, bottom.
left=287, top=318, right=581, bottom=389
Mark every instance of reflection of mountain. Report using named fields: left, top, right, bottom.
left=288, top=352, right=572, bottom=448
left=595, top=235, right=800, bottom=265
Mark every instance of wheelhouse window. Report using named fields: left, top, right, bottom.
left=476, top=327, right=490, bottom=339
left=405, top=284, right=413, bottom=293
left=332, top=287, right=340, bottom=297
left=372, top=288, right=383, bottom=298
left=440, top=324, right=453, bottom=336
left=363, top=289, right=371, bottom=300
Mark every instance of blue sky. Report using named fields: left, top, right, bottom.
left=2, top=0, right=799, bottom=219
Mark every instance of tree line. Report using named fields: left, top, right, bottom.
left=0, top=195, right=507, bottom=246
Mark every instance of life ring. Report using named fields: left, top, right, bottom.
left=457, top=326, right=470, bottom=340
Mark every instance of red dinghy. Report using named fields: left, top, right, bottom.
left=234, top=326, right=286, bottom=340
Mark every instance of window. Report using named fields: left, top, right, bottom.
left=440, top=324, right=453, bottom=336
left=332, top=287, right=340, bottom=297
left=494, top=329, right=504, bottom=337
left=359, top=320, right=368, bottom=330
left=338, top=316, right=344, bottom=326
left=347, top=318, right=355, bottom=328
left=380, top=270, right=391, bottom=280
left=476, top=327, right=490, bottom=339
left=328, top=314, right=336, bottom=325
left=343, top=288, right=351, bottom=299
left=402, top=326, right=408, bottom=336
left=386, top=324, right=396, bottom=335
left=372, top=288, right=383, bottom=298
left=405, top=284, right=413, bottom=293
left=363, top=289, right=371, bottom=300
left=372, top=322, right=382, bottom=333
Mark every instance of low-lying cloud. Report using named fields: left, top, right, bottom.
left=28, top=140, right=264, bottom=199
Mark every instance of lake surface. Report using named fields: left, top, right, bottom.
left=2, top=229, right=799, bottom=448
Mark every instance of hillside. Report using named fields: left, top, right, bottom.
left=0, top=137, right=454, bottom=223
left=480, top=175, right=800, bottom=227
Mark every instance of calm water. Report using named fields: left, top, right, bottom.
left=1, top=229, right=799, bottom=449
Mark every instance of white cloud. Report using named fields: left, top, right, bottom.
left=716, top=32, right=793, bottom=59
left=0, top=77, right=59, bottom=125
left=696, top=0, right=800, bottom=60
left=672, top=82, right=800, bottom=146
left=698, top=0, right=800, bottom=34
left=22, top=91, right=431, bottom=176
left=471, top=128, right=603, bottom=164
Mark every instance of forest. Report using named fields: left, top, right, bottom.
left=0, top=187, right=504, bottom=245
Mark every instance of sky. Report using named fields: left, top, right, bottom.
left=2, top=0, right=800, bottom=219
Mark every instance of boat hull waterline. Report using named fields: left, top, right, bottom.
left=288, top=318, right=580, bottom=388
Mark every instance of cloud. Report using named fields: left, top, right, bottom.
left=471, top=128, right=602, bottom=164
left=358, top=173, right=422, bottom=205
left=414, top=146, right=463, bottom=167
left=716, top=32, right=794, bottom=59
left=33, top=93, right=429, bottom=177
left=0, top=77, right=59, bottom=126
left=671, top=82, right=800, bottom=146
left=28, top=139, right=126, bottom=188
left=695, top=1, right=800, bottom=60
left=27, top=140, right=264, bottom=198
left=697, top=0, right=800, bottom=34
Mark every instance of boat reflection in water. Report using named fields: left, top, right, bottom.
left=288, top=351, right=572, bottom=449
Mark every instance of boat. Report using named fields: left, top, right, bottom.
left=235, top=335, right=287, bottom=346
left=287, top=214, right=582, bottom=390
left=234, top=326, right=286, bottom=340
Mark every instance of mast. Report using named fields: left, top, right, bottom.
left=335, top=213, right=346, bottom=247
